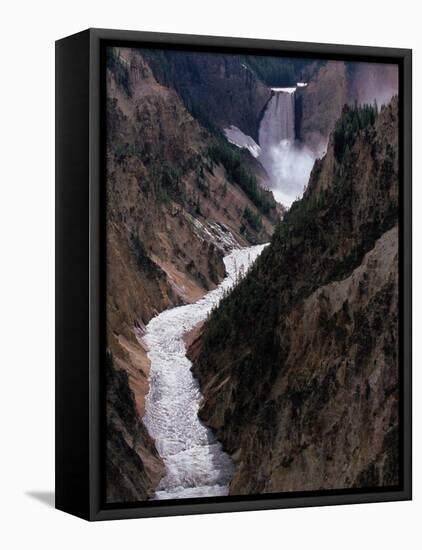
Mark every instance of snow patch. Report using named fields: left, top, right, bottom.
left=223, top=126, right=261, bottom=158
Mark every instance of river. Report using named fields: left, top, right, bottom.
left=142, top=243, right=266, bottom=500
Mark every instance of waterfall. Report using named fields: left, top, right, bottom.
left=258, top=87, right=316, bottom=208
left=258, top=88, right=296, bottom=150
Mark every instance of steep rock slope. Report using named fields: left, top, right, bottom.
left=106, top=47, right=278, bottom=501
left=296, top=61, right=398, bottom=154
left=189, top=98, right=399, bottom=494
left=295, top=61, right=348, bottom=153
left=347, top=62, right=399, bottom=107
left=143, top=50, right=272, bottom=142
left=106, top=353, right=163, bottom=501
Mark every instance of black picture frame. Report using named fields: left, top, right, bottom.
left=55, top=28, right=412, bottom=521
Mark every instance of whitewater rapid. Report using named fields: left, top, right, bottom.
left=143, top=244, right=266, bottom=500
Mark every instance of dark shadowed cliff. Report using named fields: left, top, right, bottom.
left=189, top=97, right=399, bottom=494
left=142, top=50, right=272, bottom=141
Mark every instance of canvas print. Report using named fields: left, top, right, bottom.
left=105, top=46, right=399, bottom=503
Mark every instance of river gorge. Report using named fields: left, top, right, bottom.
left=105, top=46, right=400, bottom=503
left=142, top=244, right=267, bottom=499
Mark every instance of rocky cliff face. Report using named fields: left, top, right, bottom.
left=296, top=61, right=348, bottom=153
left=105, top=47, right=278, bottom=501
left=106, top=353, right=164, bottom=501
left=143, top=50, right=272, bottom=142
left=296, top=61, right=398, bottom=155
left=189, top=98, right=399, bottom=495
left=347, top=62, right=399, bottom=107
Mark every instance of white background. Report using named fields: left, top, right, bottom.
left=0, top=0, right=419, bottom=548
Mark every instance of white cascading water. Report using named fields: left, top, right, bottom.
left=143, top=244, right=267, bottom=500
left=258, top=87, right=296, bottom=150
left=258, top=87, right=316, bottom=208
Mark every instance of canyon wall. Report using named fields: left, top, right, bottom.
left=143, top=50, right=272, bottom=142
left=296, top=61, right=398, bottom=154
left=295, top=61, right=348, bottom=153
left=189, top=98, right=399, bottom=495
left=105, top=47, right=278, bottom=501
